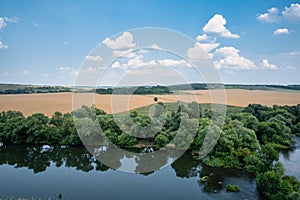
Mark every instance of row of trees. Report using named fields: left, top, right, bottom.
left=95, top=85, right=172, bottom=95
left=0, top=86, right=71, bottom=94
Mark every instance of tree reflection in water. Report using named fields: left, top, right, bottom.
left=0, top=145, right=202, bottom=177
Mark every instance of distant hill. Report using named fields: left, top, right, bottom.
left=0, top=84, right=72, bottom=94
left=0, top=83, right=299, bottom=95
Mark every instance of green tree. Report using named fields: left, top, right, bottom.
left=256, top=171, right=282, bottom=199
left=117, top=133, right=137, bottom=147
left=154, top=133, right=169, bottom=148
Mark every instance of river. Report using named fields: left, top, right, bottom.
left=0, top=139, right=299, bottom=200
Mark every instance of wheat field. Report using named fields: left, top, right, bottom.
left=0, top=89, right=299, bottom=117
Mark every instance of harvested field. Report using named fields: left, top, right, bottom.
left=0, top=89, right=299, bottom=117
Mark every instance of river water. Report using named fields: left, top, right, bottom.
left=0, top=139, right=299, bottom=200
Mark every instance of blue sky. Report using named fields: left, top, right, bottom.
left=0, top=0, right=300, bottom=85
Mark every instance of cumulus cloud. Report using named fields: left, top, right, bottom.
left=111, top=57, right=156, bottom=70
left=273, top=28, right=290, bottom=35
left=157, top=59, right=191, bottom=67
left=112, top=49, right=140, bottom=59
left=257, top=7, right=280, bottom=23
left=282, top=3, right=300, bottom=21
left=195, top=34, right=219, bottom=53
left=0, top=17, right=17, bottom=49
left=202, top=14, right=240, bottom=39
left=187, top=42, right=208, bottom=59
left=85, top=55, right=102, bottom=61
left=212, top=46, right=256, bottom=70
left=111, top=57, right=191, bottom=70
left=200, top=43, right=220, bottom=53
left=103, top=32, right=136, bottom=49
left=257, top=4, right=300, bottom=23
left=196, top=34, right=209, bottom=42
left=261, top=59, right=277, bottom=70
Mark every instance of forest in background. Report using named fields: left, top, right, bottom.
left=0, top=83, right=300, bottom=95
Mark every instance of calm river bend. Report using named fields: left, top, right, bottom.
left=0, top=138, right=299, bottom=200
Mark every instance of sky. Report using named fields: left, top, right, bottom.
left=0, top=0, right=300, bottom=86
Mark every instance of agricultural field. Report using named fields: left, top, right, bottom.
left=0, top=89, right=299, bottom=116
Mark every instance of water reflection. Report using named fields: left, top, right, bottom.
left=0, top=145, right=110, bottom=174
left=0, top=145, right=264, bottom=199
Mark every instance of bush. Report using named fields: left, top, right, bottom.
left=226, top=184, right=240, bottom=192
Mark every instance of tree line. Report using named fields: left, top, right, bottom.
left=95, top=85, right=172, bottom=94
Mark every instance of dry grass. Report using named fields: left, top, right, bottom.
left=0, top=89, right=299, bottom=117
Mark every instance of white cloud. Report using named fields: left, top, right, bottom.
left=103, top=32, right=136, bottom=50
left=195, top=34, right=219, bottom=53
left=112, top=57, right=192, bottom=70
left=196, top=34, right=217, bottom=43
left=187, top=42, right=208, bottom=59
left=111, top=61, right=122, bottom=69
left=111, top=57, right=156, bottom=70
left=200, top=43, right=220, bottom=53
left=286, top=65, right=296, bottom=70
left=149, top=44, right=162, bottom=50
left=23, top=70, right=32, bottom=75
left=112, top=49, right=140, bottom=59
left=212, top=46, right=256, bottom=70
left=257, top=4, right=300, bottom=23
left=196, top=34, right=208, bottom=42
left=85, top=55, right=102, bottom=61
left=203, top=14, right=240, bottom=39
left=157, top=59, right=190, bottom=67
left=261, top=59, right=277, bottom=70
left=59, top=66, right=73, bottom=72
left=282, top=3, right=300, bottom=21
left=257, top=7, right=280, bottom=23
left=127, top=57, right=156, bottom=67
left=0, top=17, right=17, bottom=49
left=0, top=40, right=8, bottom=49
left=80, top=67, right=98, bottom=74
left=273, top=28, right=290, bottom=35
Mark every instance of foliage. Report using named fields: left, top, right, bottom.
left=95, top=85, right=172, bottom=95
left=226, top=184, right=240, bottom=192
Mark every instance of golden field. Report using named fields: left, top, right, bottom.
left=0, top=89, right=299, bottom=117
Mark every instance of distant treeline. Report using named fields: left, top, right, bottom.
left=1, top=83, right=299, bottom=95
left=94, top=84, right=300, bottom=94
left=225, top=84, right=300, bottom=91
left=170, top=83, right=300, bottom=91
left=96, top=85, right=172, bottom=95
left=0, top=85, right=72, bottom=94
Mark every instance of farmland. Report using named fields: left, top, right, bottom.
left=0, top=89, right=299, bottom=116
